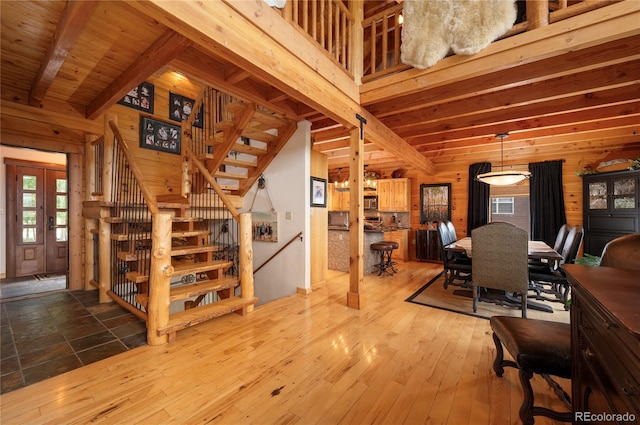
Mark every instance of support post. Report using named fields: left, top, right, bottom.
left=84, top=134, right=98, bottom=291
left=239, top=212, right=255, bottom=312
left=147, top=212, right=173, bottom=346
left=102, top=114, right=116, bottom=202
left=349, top=0, right=364, bottom=85
left=98, top=207, right=111, bottom=303
left=347, top=126, right=365, bottom=309
left=527, top=0, right=549, bottom=29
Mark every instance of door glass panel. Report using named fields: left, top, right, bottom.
left=23, top=193, right=37, bottom=208
left=22, top=175, right=37, bottom=190
left=22, top=228, right=37, bottom=243
left=613, top=178, right=635, bottom=209
left=588, top=182, right=607, bottom=210
left=23, top=211, right=37, bottom=225
left=56, top=195, right=67, bottom=209
left=56, top=179, right=67, bottom=192
left=56, top=212, right=67, bottom=226
left=56, top=228, right=68, bottom=242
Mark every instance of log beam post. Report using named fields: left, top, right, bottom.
left=239, top=212, right=255, bottom=313
left=147, top=212, right=173, bottom=346
left=347, top=126, right=365, bottom=309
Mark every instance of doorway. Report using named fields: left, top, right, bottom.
left=4, top=158, right=68, bottom=287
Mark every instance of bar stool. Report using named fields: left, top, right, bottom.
left=371, top=241, right=399, bottom=276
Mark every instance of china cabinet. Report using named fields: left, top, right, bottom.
left=581, top=170, right=639, bottom=256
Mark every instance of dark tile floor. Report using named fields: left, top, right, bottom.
left=0, top=290, right=147, bottom=394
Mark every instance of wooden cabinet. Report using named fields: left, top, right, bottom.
left=386, top=229, right=409, bottom=261
left=564, top=265, right=640, bottom=424
left=378, top=178, right=411, bottom=212
left=416, top=229, right=442, bottom=262
left=329, top=185, right=350, bottom=211
left=582, top=170, right=639, bottom=256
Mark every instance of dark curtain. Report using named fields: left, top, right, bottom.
left=529, top=160, right=567, bottom=246
left=467, top=162, right=492, bottom=236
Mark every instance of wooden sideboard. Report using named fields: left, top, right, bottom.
left=563, top=264, right=640, bottom=424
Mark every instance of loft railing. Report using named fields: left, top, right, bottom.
left=285, top=0, right=354, bottom=75
left=185, top=86, right=237, bottom=158
left=359, top=0, right=620, bottom=82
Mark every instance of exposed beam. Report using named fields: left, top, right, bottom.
left=29, top=0, right=99, bottom=106
left=86, top=30, right=192, bottom=119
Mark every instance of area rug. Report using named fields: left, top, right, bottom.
left=406, top=271, right=570, bottom=323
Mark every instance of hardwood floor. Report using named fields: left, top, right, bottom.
left=0, top=262, right=570, bottom=424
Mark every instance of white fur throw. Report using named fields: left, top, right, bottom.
left=401, top=0, right=517, bottom=69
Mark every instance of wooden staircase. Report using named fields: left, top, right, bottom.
left=187, top=93, right=298, bottom=197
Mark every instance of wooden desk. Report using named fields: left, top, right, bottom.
left=564, top=264, right=640, bottom=423
left=445, top=237, right=563, bottom=262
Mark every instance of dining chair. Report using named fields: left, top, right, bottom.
left=528, top=224, right=569, bottom=270
left=529, top=225, right=584, bottom=308
left=446, top=220, right=458, bottom=243
left=437, top=221, right=472, bottom=288
left=472, top=222, right=529, bottom=317
left=599, top=233, right=640, bottom=269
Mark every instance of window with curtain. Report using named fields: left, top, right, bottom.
left=529, top=160, right=567, bottom=246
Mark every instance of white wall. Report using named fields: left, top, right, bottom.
left=0, top=145, right=67, bottom=276
left=242, top=121, right=311, bottom=305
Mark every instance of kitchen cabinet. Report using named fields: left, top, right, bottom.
left=582, top=170, right=639, bottom=255
left=329, top=184, right=350, bottom=211
left=378, top=178, right=411, bottom=212
left=416, top=229, right=442, bottom=262
left=386, top=229, right=409, bottom=261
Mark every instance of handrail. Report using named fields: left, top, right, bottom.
left=254, top=231, right=303, bottom=274
left=186, top=147, right=240, bottom=220
left=108, top=120, right=159, bottom=214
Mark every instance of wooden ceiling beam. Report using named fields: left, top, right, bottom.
left=29, top=0, right=99, bottom=107
left=86, top=30, right=192, bottom=120
left=397, top=85, right=639, bottom=140
left=382, top=61, right=640, bottom=133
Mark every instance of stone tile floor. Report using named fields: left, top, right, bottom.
left=0, top=290, right=147, bottom=394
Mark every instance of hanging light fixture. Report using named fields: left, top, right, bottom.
left=363, top=165, right=378, bottom=191
left=334, top=168, right=349, bottom=192
left=476, top=133, right=531, bottom=185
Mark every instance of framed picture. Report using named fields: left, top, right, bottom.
left=310, top=177, right=327, bottom=207
left=420, top=183, right=451, bottom=224
left=117, top=81, right=154, bottom=113
left=251, top=211, right=278, bottom=242
left=169, top=92, right=203, bottom=128
left=139, top=116, right=181, bottom=155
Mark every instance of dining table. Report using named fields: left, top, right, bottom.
left=444, top=237, right=563, bottom=262
left=443, top=236, right=563, bottom=313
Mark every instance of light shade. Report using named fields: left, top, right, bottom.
left=476, top=170, right=531, bottom=185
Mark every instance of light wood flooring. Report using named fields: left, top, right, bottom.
left=0, top=262, right=571, bottom=424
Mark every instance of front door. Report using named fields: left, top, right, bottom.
left=5, top=160, right=68, bottom=277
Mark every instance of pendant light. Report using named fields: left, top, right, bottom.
left=334, top=168, right=349, bottom=192
left=476, top=133, right=531, bottom=185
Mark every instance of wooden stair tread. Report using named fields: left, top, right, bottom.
left=112, top=233, right=150, bottom=241
left=125, top=271, right=148, bottom=284
left=214, top=171, right=248, bottom=180
left=222, top=157, right=257, bottom=169
left=241, top=128, right=278, bottom=144
left=157, top=296, right=258, bottom=336
left=231, top=142, right=267, bottom=156
left=118, top=251, right=150, bottom=261
left=172, top=230, right=210, bottom=238
left=172, top=260, right=233, bottom=275
left=135, top=276, right=238, bottom=305
left=171, top=245, right=224, bottom=256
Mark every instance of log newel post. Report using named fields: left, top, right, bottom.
left=103, top=114, right=116, bottom=202
left=147, top=212, right=173, bottom=346
left=347, top=126, right=365, bottom=309
left=85, top=135, right=98, bottom=291
left=239, top=212, right=255, bottom=312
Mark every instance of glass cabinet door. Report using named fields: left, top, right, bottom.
left=612, top=178, right=636, bottom=210
left=588, top=181, right=608, bottom=210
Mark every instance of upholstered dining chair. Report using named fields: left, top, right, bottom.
left=599, top=233, right=640, bottom=269
left=472, top=222, right=529, bottom=317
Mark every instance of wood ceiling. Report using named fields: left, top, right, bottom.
left=1, top=1, right=638, bottom=176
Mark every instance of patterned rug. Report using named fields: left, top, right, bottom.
left=406, top=271, right=570, bottom=323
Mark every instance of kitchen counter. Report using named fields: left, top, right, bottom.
left=328, top=228, right=384, bottom=273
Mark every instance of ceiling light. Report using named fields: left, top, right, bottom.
left=476, top=133, right=531, bottom=185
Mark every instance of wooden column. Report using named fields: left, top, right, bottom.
left=147, top=212, right=173, bottom=346
left=102, top=114, right=116, bottom=202
left=84, top=135, right=98, bottom=290
left=239, top=212, right=255, bottom=313
left=349, top=0, right=364, bottom=85
left=347, top=127, right=365, bottom=309
left=98, top=207, right=111, bottom=303
left=527, top=0, right=549, bottom=29
left=67, top=152, right=84, bottom=291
